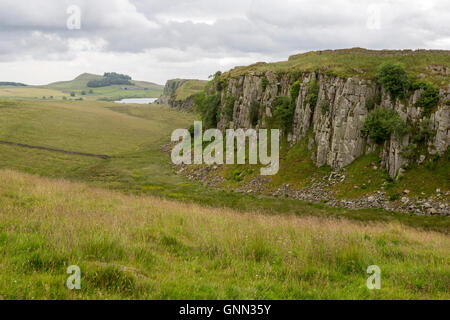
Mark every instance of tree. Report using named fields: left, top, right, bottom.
left=363, top=108, right=407, bottom=144
left=414, top=82, right=439, bottom=116
left=87, top=72, right=133, bottom=88
left=376, top=63, right=410, bottom=100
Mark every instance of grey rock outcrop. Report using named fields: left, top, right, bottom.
left=214, top=71, right=449, bottom=178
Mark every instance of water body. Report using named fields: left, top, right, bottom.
left=114, top=98, right=158, bottom=104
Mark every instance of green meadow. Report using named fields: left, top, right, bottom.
left=0, top=98, right=448, bottom=299
left=0, top=73, right=164, bottom=101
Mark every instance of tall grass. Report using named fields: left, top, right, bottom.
left=0, top=170, right=448, bottom=300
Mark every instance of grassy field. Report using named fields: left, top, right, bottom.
left=0, top=86, right=69, bottom=99
left=0, top=98, right=448, bottom=299
left=0, top=99, right=448, bottom=233
left=0, top=73, right=164, bottom=101
left=226, top=48, right=450, bottom=87
left=0, top=169, right=448, bottom=299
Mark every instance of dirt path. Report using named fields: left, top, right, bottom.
left=0, top=140, right=110, bottom=159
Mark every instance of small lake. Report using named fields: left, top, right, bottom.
left=114, top=98, right=158, bottom=104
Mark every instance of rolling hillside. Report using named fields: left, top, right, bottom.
left=0, top=95, right=448, bottom=299
left=0, top=73, right=164, bottom=101
left=0, top=49, right=448, bottom=300
left=43, top=73, right=164, bottom=100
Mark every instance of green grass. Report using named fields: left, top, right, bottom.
left=0, top=99, right=448, bottom=233
left=0, top=73, right=164, bottom=101
left=0, top=169, right=448, bottom=299
left=225, top=48, right=450, bottom=87
left=0, top=98, right=449, bottom=299
left=0, top=86, right=70, bottom=99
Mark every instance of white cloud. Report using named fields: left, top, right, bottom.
left=0, top=0, right=448, bottom=85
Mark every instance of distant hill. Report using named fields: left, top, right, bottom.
left=40, top=73, right=164, bottom=99
left=43, top=73, right=103, bottom=91
left=44, top=73, right=163, bottom=92
left=0, top=82, right=28, bottom=87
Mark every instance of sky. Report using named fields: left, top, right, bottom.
left=0, top=0, right=449, bottom=85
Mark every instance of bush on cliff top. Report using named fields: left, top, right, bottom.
left=376, top=62, right=410, bottom=100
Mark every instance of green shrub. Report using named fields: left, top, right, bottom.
left=289, top=70, right=302, bottom=82
left=211, top=71, right=227, bottom=91
left=290, top=81, right=301, bottom=102
left=273, top=96, right=294, bottom=133
left=365, top=98, right=375, bottom=111
left=261, top=77, right=269, bottom=91
left=249, top=101, right=260, bottom=126
left=232, top=169, right=243, bottom=182
left=362, top=108, right=407, bottom=144
left=412, top=119, right=435, bottom=144
left=320, top=101, right=330, bottom=115
left=375, top=92, right=382, bottom=105
left=414, top=82, right=439, bottom=116
left=376, top=63, right=410, bottom=100
left=216, top=78, right=227, bottom=91
left=70, top=92, right=76, bottom=97
left=194, top=92, right=221, bottom=128
left=305, top=79, right=319, bottom=109
left=401, top=143, right=418, bottom=160
left=389, top=193, right=401, bottom=201
left=223, top=96, right=236, bottom=122
left=410, top=80, right=428, bottom=91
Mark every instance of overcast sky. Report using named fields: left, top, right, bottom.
left=0, top=0, right=449, bottom=85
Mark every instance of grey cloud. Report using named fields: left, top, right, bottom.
left=0, top=0, right=448, bottom=84
left=1, top=0, right=448, bottom=59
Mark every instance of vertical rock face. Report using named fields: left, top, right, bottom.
left=292, top=75, right=376, bottom=169
left=431, top=89, right=450, bottom=155
left=213, top=71, right=449, bottom=178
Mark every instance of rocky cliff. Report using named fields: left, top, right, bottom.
left=157, top=79, right=207, bottom=111
left=211, top=53, right=449, bottom=178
